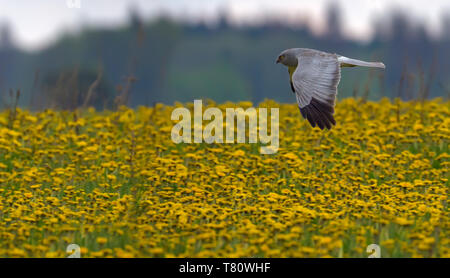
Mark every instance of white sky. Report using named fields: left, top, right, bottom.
left=0, top=0, right=449, bottom=51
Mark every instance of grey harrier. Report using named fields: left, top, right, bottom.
left=276, top=48, right=385, bottom=129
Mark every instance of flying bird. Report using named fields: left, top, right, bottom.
left=276, top=48, right=385, bottom=130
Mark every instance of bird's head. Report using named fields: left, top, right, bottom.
left=276, top=49, right=298, bottom=67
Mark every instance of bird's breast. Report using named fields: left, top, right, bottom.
left=288, top=66, right=297, bottom=93
left=288, top=65, right=297, bottom=80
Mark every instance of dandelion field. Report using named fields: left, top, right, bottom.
left=0, top=98, right=448, bottom=258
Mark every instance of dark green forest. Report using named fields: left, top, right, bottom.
left=0, top=5, right=449, bottom=110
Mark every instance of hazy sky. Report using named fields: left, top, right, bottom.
left=0, top=0, right=449, bottom=51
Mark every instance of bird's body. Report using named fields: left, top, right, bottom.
left=276, top=48, right=385, bottom=129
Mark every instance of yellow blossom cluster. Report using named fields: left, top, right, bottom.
left=0, top=98, right=448, bottom=258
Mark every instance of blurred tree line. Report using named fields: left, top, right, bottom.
left=0, top=4, right=449, bottom=110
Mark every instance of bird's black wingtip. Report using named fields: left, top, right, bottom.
left=299, top=98, right=336, bottom=130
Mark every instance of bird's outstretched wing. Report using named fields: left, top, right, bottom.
left=292, top=50, right=341, bottom=129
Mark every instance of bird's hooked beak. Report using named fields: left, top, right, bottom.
left=275, top=56, right=281, bottom=64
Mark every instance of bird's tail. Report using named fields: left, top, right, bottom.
left=338, top=56, right=385, bottom=69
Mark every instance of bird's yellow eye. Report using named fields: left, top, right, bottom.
left=280, top=55, right=285, bottom=60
